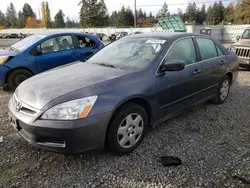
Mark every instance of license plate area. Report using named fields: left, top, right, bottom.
left=9, top=115, right=20, bottom=131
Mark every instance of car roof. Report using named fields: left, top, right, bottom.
left=35, top=32, right=96, bottom=38
left=124, top=32, right=207, bottom=40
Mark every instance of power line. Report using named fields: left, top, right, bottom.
left=137, top=0, right=235, bottom=7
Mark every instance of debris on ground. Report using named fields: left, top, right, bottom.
left=158, top=156, right=182, bottom=167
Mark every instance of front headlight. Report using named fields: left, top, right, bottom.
left=228, top=46, right=236, bottom=52
left=41, top=96, right=98, bottom=120
left=0, top=56, right=9, bottom=65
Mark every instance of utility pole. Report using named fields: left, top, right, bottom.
left=134, top=0, right=137, bottom=28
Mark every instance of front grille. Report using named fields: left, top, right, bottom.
left=12, top=94, right=38, bottom=115
left=236, top=47, right=250, bottom=58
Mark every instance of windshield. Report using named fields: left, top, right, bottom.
left=87, top=38, right=166, bottom=71
left=242, top=29, right=250, bottom=39
left=11, top=34, right=46, bottom=52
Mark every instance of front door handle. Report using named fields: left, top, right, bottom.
left=220, top=60, right=226, bottom=65
left=193, top=69, right=201, bottom=75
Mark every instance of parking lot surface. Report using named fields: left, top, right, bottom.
left=0, top=39, right=249, bottom=188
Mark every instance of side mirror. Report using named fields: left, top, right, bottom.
left=236, top=36, right=241, bottom=42
left=160, top=60, right=185, bottom=72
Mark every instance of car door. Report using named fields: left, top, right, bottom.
left=35, top=35, right=78, bottom=73
left=156, top=37, right=205, bottom=116
left=195, top=37, right=228, bottom=97
left=74, top=35, right=98, bottom=61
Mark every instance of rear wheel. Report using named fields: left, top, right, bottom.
left=107, top=103, right=148, bottom=155
left=7, top=69, right=33, bottom=90
left=212, top=75, right=230, bottom=104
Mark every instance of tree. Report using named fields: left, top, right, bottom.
left=212, top=1, right=225, bottom=25
left=79, top=0, right=109, bottom=27
left=138, top=8, right=144, bottom=19
left=22, top=3, right=35, bottom=22
left=54, top=10, right=65, bottom=28
left=109, top=11, right=118, bottom=26
left=0, top=11, right=7, bottom=28
left=17, top=11, right=25, bottom=28
left=185, top=2, right=197, bottom=23
left=157, top=2, right=170, bottom=18
left=116, top=6, right=134, bottom=27
left=196, top=4, right=206, bottom=24
left=45, top=2, right=51, bottom=28
left=206, top=5, right=213, bottom=25
left=6, top=3, right=17, bottom=28
left=225, top=3, right=235, bottom=23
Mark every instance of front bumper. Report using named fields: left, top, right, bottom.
left=238, top=58, right=250, bottom=68
left=8, top=99, right=112, bottom=154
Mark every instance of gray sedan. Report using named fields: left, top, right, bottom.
left=8, top=33, right=238, bottom=155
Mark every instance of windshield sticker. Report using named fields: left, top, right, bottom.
left=146, top=39, right=166, bottom=44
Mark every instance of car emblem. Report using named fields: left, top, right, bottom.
left=15, top=101, right=22, bottom=112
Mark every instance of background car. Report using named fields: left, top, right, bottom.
left=0, top=32, right=104, bottom=90
left=7, top=33, right=19, bottom=39
left=228, top=28, right=250, bottom=68
left=9, top=33, right=238, bottom=155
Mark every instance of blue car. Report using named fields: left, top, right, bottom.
left=0, top=32, right=104, bottom=90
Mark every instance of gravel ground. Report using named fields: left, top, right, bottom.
left=0, top=71, right=250, bottom=188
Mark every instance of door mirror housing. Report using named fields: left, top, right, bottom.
left=160, top=60, right=185, bottom=72
left=30, top=45, right=42, bottom=56
left=236, top=35, right=241, bottom=42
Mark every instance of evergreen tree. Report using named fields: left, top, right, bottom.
left=0, top=11, right=7, bottom=27
left=117, top=6, right=134, bottom=27
left=45, top=2, right=51, bottom=28
left=109, top=11, right=118, bottom=26
left=206, top=5, right=213, bottom=25
left=54, top=10, right=65, bottom=28
left=225, top=3, right=235, bottom=23
left=186, top=2, right=197, bottom=23
left=157, top=2, right=170, bottom=18
left=6, top=3, right=17, bottom=28
left=17, top=11, right=25, bottom=28
left=96, top=0, right=109, bottom=26
left=196, top=4, right=206, bottom=24
left=138, top=8, right=144, bottom=19
left=22, top=3, right=35, bottom=22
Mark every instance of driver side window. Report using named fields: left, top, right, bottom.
left=39, top=35, right=74, bottom=54
left=165, top=38, right=197, bottom=65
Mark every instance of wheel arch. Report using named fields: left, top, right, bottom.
left=226, top=72, right=233, bottom=85
left=104, top=96, right=153, bottom=144
left=5, top=67, right=34, bottom=84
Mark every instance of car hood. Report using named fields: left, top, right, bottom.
left=234, top=39, right=250, bottom=47
left=0, top=49, right=20, bottom=56
left=16, top=62, right=134, bottom=109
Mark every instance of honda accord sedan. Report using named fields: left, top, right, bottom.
left=8, top=33, right=238, bottom=155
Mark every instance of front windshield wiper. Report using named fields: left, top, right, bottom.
left=9, top=46, right=19, bottom=52
left=94, top=63, right=117, bottom=69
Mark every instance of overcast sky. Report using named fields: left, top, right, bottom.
left=0, top=0, right=235, bottom=21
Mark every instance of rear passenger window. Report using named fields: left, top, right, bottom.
left=196, top=38, right=217, bottom=60
left=166, top=38, right=196, bottom=65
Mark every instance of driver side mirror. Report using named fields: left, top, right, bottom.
left=159, top=60, right=185, bottom=73
left=236, top=35, right=241, bottom=42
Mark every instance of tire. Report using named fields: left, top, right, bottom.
left=107, top=103, right=148, bottom=155
left=212, top=75, right=230, bottom=104
left=7, top=69, right=33, bottom=90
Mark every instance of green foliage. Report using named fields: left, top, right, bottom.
left=22, top=3, right=35, bottom=21
left=79, top=0, right=109, bottom=27
left=6, top=3, right=17, bottom=28
left=116, top=6, right=134, bottom=27
left=157, top=2, right=170, bottom=18
left=17, top=11, right=25, bottom=28
left=54, top=10, right=65, bottom=28
left=0, top=11, right=7, bottom=27
left=109, top=11, right=118, bottom=26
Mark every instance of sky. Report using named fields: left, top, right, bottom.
left=0, top=0, right=235, bottom=22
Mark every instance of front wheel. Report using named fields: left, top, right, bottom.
left=7, top=69, right=33, bottom=90
left=212, top=75, right=231, bottom=104
left=107, top=103, right=148, bottom=155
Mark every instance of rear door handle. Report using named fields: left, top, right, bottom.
left=193, top=69, right=201, bottom=75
